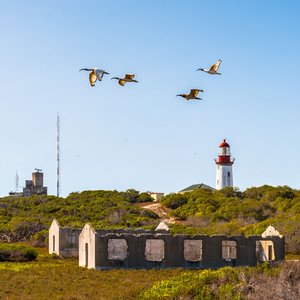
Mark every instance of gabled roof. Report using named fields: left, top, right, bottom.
left=261, top=225, right=282, bottom=238
left=155, top=221, right=170, bottom=231
left=179, top=183, right=215, bottom=193
left=50, top=219, right=60, bottom=228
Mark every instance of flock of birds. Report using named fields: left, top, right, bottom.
left=79, top=59, right=222, bottom=101
left=79, top=68, right=138, bottom=87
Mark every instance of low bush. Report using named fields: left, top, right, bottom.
left=30, top=229, right=48, bottom=247
left=139, top=263, right=298, bottom=300
left=0, top=243, right=38, bottom=262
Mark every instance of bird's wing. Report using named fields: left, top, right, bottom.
left=210, top=60, right=222, bottom=72
left=89, top=72, right=97, bottom=86
left=95, top=69, right=105, bottom=80
left=190, top=89, right=199, bottom=97
left=178, top=94, right=188, bottom=99
left=80, top=68, right=93, bottom=72
left=125, top=74, right=135, bottom=80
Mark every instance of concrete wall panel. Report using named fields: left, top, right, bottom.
left=48, top=219, right=60, bottom=255
left=79, top=224, right=96, bottom=269
left=145, top=239, right=164, bottom=262
left=108, top=239, right=128, bottom=261
left=222, top=240, right=237, bottom=261
left=184, top=240, right=202, bottom=261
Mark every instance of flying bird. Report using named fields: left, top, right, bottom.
left=197, top=60, right=222, bottom=75
left=79, top=68, right=109, bottom=86
left=111, top=74, right=138, bottom=86
left=176, top=89, right=204, bottom=100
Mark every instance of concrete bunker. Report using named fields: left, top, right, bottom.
left=48, top=220, right=284, bottom=269
left=77, top=225, right=284, bottom=270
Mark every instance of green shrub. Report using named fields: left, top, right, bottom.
left=140, top=268, right=241, bottom=299
left=1, top=186, right=299, bottom=254
left=0, top=243, right=38, bottom=262
left=30, top=229, right=48, bottom=247
left=161, top=193, right=188, bottom=209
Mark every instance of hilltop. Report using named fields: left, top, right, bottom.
left=0, top=189, right=159, bottom=244
left=160, top=185, right=300, bottom=254
left=0, top=185, right=299, bottom=254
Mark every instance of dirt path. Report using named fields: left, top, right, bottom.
left=139, top=202, right=177, bottom=224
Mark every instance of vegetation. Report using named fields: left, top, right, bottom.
left=0, top=185, right=299, bottom=254
left=0, top=186, right=299, bottom=299
left=0, top=189, right=158, bottom=243
left=0, top=247, right=185, bottom=300
left=0, top=247, right=298, bottom=299
left=0, top=243, right=37, bottom=262
left=161, top=185, right=300, bottom=254
left=140, top=262, right=300, bottom=300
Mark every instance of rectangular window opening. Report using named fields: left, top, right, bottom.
left=222, top=240, right=237, bottom=261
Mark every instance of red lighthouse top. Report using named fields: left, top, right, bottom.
left=219, top=139, right=230, bottom=148
left=215, top=139, right=234, bottom=165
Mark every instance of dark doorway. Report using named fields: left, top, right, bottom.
left=85, top=243, right=88, bottom=267
left=268, top=245, right=273, bottom=261
left=53, top=235, right=55, bottom=252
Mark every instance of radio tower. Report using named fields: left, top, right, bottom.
left=57, top=113, right=60, bottom=197
left=15, top=171, right=19, bottom=192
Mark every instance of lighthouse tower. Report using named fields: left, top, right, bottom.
left=215, top=139, right=234, bottom=190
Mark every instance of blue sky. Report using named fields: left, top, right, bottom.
left=1, top=1, right=300, bottom=197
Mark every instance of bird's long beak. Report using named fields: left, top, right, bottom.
left=196, top=68, right=203, bottom=71
left=176, top=94, right=181, bottom=97
left=104, top=71, right=110, bottom=75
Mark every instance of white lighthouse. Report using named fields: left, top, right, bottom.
left=215, top=139, right=235, bottom=190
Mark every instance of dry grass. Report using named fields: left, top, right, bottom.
left=1, top=247, right=299, bottom=300
left=0, top=248, right=185, bottom=300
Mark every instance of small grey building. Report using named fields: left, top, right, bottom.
left=48, top=219, right=81, bottom=257
left=9, top=169, right=48, bottom=197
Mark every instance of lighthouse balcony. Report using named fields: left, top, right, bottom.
left=215, top=157, right=234, bottom=164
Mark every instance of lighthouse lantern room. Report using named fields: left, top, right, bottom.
left=215, top=139, right=234, bottom=190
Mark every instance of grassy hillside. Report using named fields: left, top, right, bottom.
left=0, top=247, right=185, bottom=300
left=0, top=186, right=299, bottom=299
left=0, top=185, right=299, bottom=254
left=140, top=261, right=300, bottom=300
left=162, top=185, right=300, bottom=254
left=0, top=248, right=299, bottom=300
left=0, top=189, right=159, bottom=244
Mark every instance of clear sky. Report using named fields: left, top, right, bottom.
left=1, top=1, right=300, bottom=197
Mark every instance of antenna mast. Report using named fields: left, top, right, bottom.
left=15, top=171, right=19, bottom=192
left=57, top=113, right=60, bottom=197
